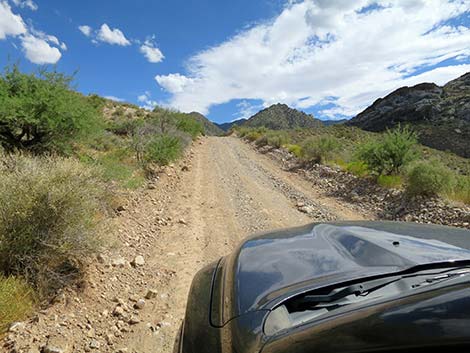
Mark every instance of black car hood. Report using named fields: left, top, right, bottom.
left=216, top=221, right=470, bottom=325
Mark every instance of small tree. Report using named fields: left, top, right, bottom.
left=151, top=107, right=177, bottom=134
left=0, top=65, right=99, bottom=152
left=355, top=126, right=418, bottom=175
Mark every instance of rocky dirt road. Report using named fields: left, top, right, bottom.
left=5, top=137, right=372, bottom=353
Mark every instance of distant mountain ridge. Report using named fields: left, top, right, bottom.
left=348, top=72, right=470, bottom=158
left=187, top=112, right=224, bottom=136
left=236, top=103, right=322, bottom=130
left=216, top=118, right=247, bottom=131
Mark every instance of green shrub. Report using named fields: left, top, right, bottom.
left=0, top=154, right=109, bottom=299
left=0, top=276, right=34, bottom=334
left=346, top=161, right=369, bottom=177
left=377, top=174, right=403, bottom=189
left=176, top=117, right=204, bottom=140
left=144, top=134, right=182, bottom=166
left=446, top=175, right=470, bottom=205
left=107, top=116, right=143, bottom=136
left=91, top=149, right=145, bottom=189
left=0, top=65, right=100, bottom=152
left=245, top=131, right=262, bottom=142
left=300, top=136, right=341, bottom=163
left=406, top=160, right=453, bottom=196
left=286, top=144, right=302, bottom=158
left=355, top=126, right=418, bottom=175
left=266, top=131, right=290, bottom=148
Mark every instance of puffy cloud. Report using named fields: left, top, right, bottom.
left=155, top=0, right=470, bottom=118
left=20, top=34, right=62, bottom=64
left=11, top=0, right=37, bottom=11
left=139, top=38, right=164, bottom=63
left=97, top=23, right=130, bottom=46
left=0, top=1, right=26, bottom=39
left=155, top=73, right=194, bottom=94
left=137, top=91, right=159, bottom=110
left=0, top=2, right=64, bottom=64
left=78, top=25, right=92, bottom=37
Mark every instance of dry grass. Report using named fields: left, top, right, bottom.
left=0, top=153, right=110, bottom=299
left=0, top=276, right=35, bottom=335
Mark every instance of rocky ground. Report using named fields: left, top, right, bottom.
left=3, top=137, right=372, bottom=353
left=260, top=144, right=470, bottom=229
left=4, top=136, right=468, bottom=353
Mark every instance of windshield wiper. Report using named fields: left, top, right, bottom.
left=296, top=276, right=402, bottom=305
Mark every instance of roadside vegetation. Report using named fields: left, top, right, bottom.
left=0, top=64, right=205, bottom=333
left=235, top=125, right=470, bottom=205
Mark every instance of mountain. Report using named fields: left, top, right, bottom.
left=216, top=118, right=247, bottom=131
left=187, top=112, right=224, bottom=136
left=243, top=103, right=323, bottom=130
left=348, top=73, right=470, bottom=158
left=321, top=119, right=348, bottom=126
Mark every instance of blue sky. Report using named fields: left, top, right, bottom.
left=1, top=0, right=469, bottom=124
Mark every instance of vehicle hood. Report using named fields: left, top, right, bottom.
left=214, top=221, right=470, bottom=325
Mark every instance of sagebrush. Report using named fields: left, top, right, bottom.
left=0, top=154, right=110, bottom=299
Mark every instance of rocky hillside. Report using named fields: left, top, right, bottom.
left=243, top=103, right=322, bottom=130
left=348, top=72, right=470, bottom=158
left=187, top=112, right=224, bottom=136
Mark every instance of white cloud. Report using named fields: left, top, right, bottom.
left=20, top=34, right=62, bottom=64
left=155, top=73, right=194, bottom=93
left=78, top=25, right=92, bottom=37
left=233, top=100, right=263, bottom=120
left=97, top=23, right=130, bottom=46
left=137, top=91, right=159, bottom=110
left=0, top=2, right=64, bottom=64
left=140, top=38, right=164, bottom=63
left=104, top=95, right=125, bottom=102
left=155, top=0, right=470, bottom=117
left=0, top=1, right=26, bottom=39
left=11, top=0, right=37, bottom=11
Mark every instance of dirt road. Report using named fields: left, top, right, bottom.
left=5, top=137, right=372, bottom=353
left=122, top=137, right=371, bottom=352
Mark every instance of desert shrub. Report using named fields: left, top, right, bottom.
left=245, top=131, right=263, bottom=142
left=86, top=94, right=107, bottom=110
left=377, top=174, right=403, bottom=189
left=151, top=108, right=178, bottom=134
left=300, top=136, right=341, bottom=164
left=285, top=144, right=302, bottom=158
left=0, top=276, right=34, bottom=333
left=451, top=175, right=470, bottom=204
left=0, top=65, right=100, bottom=152
left=0, top=154, right=109, bottom=299
left=346, top=161, right=369, bottom=177
left=266, top=131, right=290, bottom=148
left=92, top=149, right=144, bottom=189
left=111, top=106, right=126, bottom=119
left=176, top=116, right=204, bottom=140
left=107, top=116, right=143, bottom=136
left=355, top=126, right=418, bottom=175
left=255, top=134, right=269, bottom=147
left=144, top=134, right=182, bottom=166
left=406, top=160, right=453, bottom=196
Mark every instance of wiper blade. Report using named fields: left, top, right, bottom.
left=297, top=276, right=402, bottom=305
left=412, top=268, right=470, bottom=288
